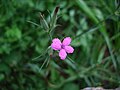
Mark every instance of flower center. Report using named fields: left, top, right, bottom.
left=61, top=44, right=65, bottom=49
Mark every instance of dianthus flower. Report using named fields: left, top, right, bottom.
left=51, top=37, right=74, bottom=60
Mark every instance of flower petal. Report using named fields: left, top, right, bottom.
left=52, top=38, right=61, bottom=44
left=59, top=49, right=67, bottom=60
left=64, top=46, right=74, bottom=53
left=51, top=42, right=61, bottom=50
left=62, top=37, right=71, bottom=46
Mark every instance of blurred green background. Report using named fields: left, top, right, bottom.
left=0, top=0, right=120, bottom=90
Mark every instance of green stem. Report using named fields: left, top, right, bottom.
left=48, top=32, right=52, bottom=41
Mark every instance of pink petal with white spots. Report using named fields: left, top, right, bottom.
left=62, top=37, right=71, bottom=46
left=51, top=42, right=61, bottom=50
left=59, top=49, right=67, bottom=60
left=64, top=46, right=74, bottom=53
left=52, top=38, right=61, bottom=44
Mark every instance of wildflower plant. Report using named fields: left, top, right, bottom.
left=31, top=6, right=75, bottom=70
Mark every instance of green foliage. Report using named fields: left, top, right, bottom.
left=0, top=0, right=120, bottom=90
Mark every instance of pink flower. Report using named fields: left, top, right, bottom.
left=51, top=37, right=74, bottom=60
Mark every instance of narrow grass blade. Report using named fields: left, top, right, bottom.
left=27, top=20, right=40, bottom=27
left=40, top=57, right=49, bottom=71
left=32, top=46, right=50, bottom=61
